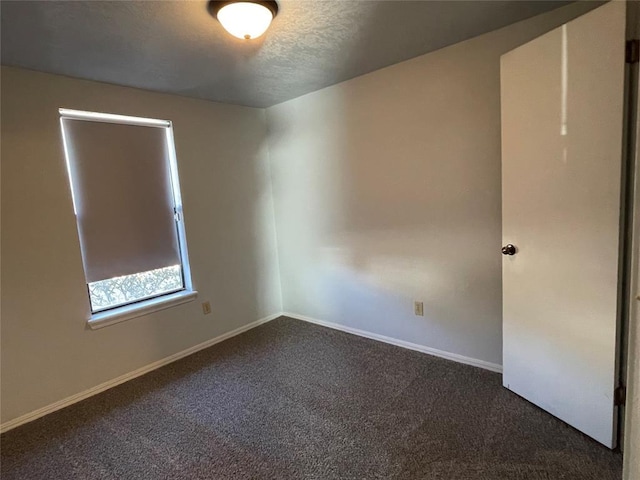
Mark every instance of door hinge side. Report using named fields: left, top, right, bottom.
left=627, top=39, right=639, bottom=64
left=614, top=385, right=626, bottom=406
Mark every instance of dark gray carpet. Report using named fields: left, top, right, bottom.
left=1, top=317, right=622, bottom=479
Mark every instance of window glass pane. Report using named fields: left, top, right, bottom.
left=60, top=109, right=194, bottom=316
left=88, top=264, right=184, bottom=312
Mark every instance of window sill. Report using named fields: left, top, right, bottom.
left=88, top=290, right=198, bottom=330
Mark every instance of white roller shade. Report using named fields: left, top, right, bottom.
left=61, top=116, right=181, bottom=283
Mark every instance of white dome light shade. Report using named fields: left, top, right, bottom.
left=216, top=2, right=275, bottom=40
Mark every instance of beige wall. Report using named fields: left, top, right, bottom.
left=625, top=1, right=640, bottom=474
left=626, top=241, right=640, bottom=479
left=0, top=67, right=282, bottom=424
left=266, top=2, right=598, bottom=367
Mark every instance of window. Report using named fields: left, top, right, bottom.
left=60, top=109, right=196, bottom=327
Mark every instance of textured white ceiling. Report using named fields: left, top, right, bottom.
left=1, top=1, right=573, bottom=108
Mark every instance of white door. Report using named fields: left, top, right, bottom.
left=501, top=1, right=627, bottom=448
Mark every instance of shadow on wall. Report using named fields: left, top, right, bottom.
left=266, top=1, right=601, bottom=366
left=266, top=40, right=504, bottom=364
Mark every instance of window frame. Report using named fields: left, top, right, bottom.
left=59, top=108, right=197, bottom=329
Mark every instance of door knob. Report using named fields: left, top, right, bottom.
left=502, top=244, right=517, bottom=255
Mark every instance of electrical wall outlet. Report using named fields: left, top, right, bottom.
left=414, top=301, right=424, bottom=316
left=202, top=301, right=212, bottom=315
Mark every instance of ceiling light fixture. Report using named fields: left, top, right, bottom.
left=208, top=1, right=278, bottom=40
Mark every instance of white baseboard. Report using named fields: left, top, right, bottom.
left=283, top=312, right=503, bottom=374
left=2, top=311, right=501, bottom=434
left=0, top=313, right=281, bottom=434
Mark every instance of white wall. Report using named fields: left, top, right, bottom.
left=0, top=67, right=282, bottom=425
left=266, top=2, right=598, bottom=367
left=0, top=0, right=616, bottom=433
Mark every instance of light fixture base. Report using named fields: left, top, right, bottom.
left=207, top=1, right=279, bottom=19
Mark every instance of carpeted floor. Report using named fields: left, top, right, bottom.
left=1, top=316, right=623, bottom=479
